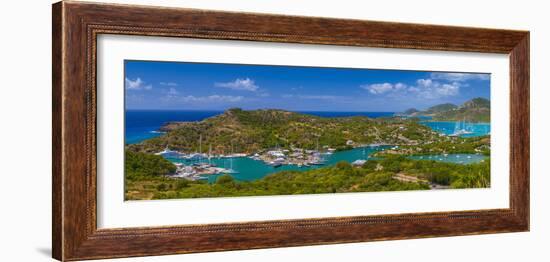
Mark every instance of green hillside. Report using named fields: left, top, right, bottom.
left=127, top=108, right=441, bottom=154
left=399, top=98, right=490, bottom=122
left=425, top=103, right=458, bottom=114
left=126, top=156, right=490, bottom=200
left=402, top=108, right=420, bottom=115
left=431, top=98, right=490, bottom=122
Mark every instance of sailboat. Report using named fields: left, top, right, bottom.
left=225, top=142, right=239, bottom=174
left=198, top=134, right=203, bottom=163
left=450, top=118, right=473, bottom=137
left=155, top=146, right=178, bottom=156
left=208, top=144, right=212, bottom=162
left=310, top=137, right=326, bottom=165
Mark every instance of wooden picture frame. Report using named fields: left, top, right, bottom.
left=52, top=1, right=529, bottom=261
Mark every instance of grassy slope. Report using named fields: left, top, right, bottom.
left=123, top=107, right=491, bottom=200
left=127, top=108, right=441, bottom=154
left=126, top=156, right=490, bottom=200
left=428, top=98, right=490, bottom=122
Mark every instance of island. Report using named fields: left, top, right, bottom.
left=399, top=97, right=490, bottom=123
left=125, top=99, right=491, bottom=200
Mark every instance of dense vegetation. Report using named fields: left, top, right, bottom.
left=400, top=98, right=490, bottom=123
left=125, top=156, right=490, bottom=200
left=402, top=108, right=420, bottom=115
left=424, top=103, right=458, bottom=114
left=432, top=105, right=490, bottom=123
left=127, top=108, right=441, bottom=154
left=125, top=151, right=176, bottom=181
left=374, top=155, right=490, bottom=188
left=374, top=135, right=490, bottom=157
left=124, top=101, right=492, bottom=200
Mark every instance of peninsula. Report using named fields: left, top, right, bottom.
left=125, top=106, right=491, bottom=200
left=398, top=97, right=490, bottom=123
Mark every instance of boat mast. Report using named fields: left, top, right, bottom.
left=208, top=144, right=212, bottom=164
left=230, top=141, right=234, bottom=170
left=199, top=134, right=202, bottom=163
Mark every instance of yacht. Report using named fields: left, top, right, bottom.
left=450, top=119, right=474, bottom=136
left=155, top=146, right=179, bottom=156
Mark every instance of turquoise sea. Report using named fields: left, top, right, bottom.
left=408, top=154, right=487, bottom=164
left=420, top=121, right=490, bottom=138
left=166, top=146, right=389, bottom=182
left=126, top=110, right=490, bottom=182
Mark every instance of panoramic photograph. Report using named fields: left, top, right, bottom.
left=124, top=60, right=491, bottom=200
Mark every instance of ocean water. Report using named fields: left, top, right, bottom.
left=125, top=110, right=396, bottom=144
left=126, top=111, right=490, bottom=144
left=408, top=154, right=487, bottom=164
left=166, top=150, right=487, bottom=183
left=125, top=110, right=223, bottom=144
left=420, top=121, right=491, bottom=137
left=126, top=110, right=489, bottom=182
left=165, top=146, right=390, bottom=183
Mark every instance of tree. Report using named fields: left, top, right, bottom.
left=216, top=174, right=235, bottom=185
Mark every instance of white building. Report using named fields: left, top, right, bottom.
left=267, top=150, right=285, bottom=158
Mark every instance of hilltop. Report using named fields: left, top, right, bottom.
left=127, top=108, right=442, bottom=154
left=399, top=108, right=420, bottom=116
left=399, top=98, right=490, bottom=122
left=424, top=103, right=458, bottom=114
left=431, top=98, right=490, bottom=122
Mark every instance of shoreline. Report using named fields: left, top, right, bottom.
left=162, top=143, right=488, bottom=182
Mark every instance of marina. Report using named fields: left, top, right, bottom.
left=122, top=60, right=493, bottom=200
left=130, top=111, right=491, bottom=183
left=420, top=121, right=490, bottom=138
left=159, top=144, right=488, bottom=183
left=161, top=145, right=388, bottom=182
left=408, top=153, right=487, bottom=165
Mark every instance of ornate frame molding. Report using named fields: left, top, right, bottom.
left=53, top=1, right=529, bottom=261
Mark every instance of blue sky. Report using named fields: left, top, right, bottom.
left=125, top=60, right=490, bottom=112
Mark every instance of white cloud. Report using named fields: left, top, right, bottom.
left=361, top=82, right=407, bottom=94
left=167, top=88, right=178, bottom=95
left=182, top=95, right=243, bottom=103
left=414, top=79, right=460, bottom=99
left=436, top=83, right=460, bottom=96
left=125, top=77, right=152, bottom=90
left=160, top=88, right=180, bottom=100
left=363, top=79, right=460, bottom=99
left=163, top=93, right=243, bottom=103
left=215, top=78, right=259, bottom=91
left=416, top=79, right=433, bottom=88
left=160, top=82, right=178, bottom=86
left=430, top=72, right=490, bottom=82
left=394, top=83, right=407, bottom=91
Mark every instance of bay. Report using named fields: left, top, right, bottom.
left=125, top=110, right=396, bottom=144
left=126, top=110, right=490, bottom=183
left=165, top=146, right=389, bottom=183
left=420, top=121, right=490, bottom=137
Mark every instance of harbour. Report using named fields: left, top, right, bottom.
left=161, top=145, right=389, bottom=182
left=128, top=110, right=491, bottom=183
